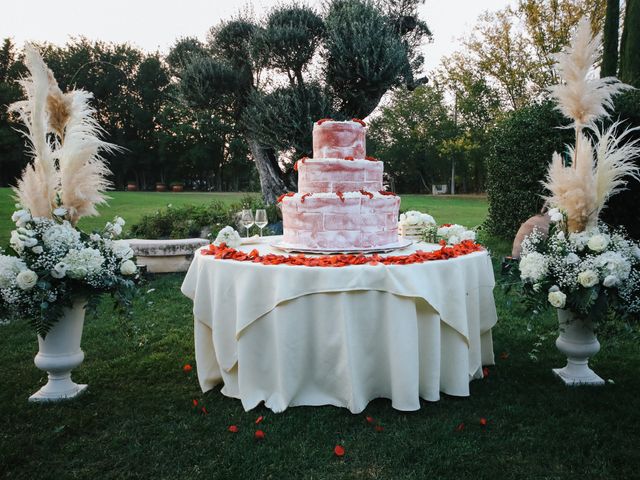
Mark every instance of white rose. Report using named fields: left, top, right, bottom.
left=548, top=208, right=563, bottom=223
left=51, top=262, right=68, bottom=279
left=111, top=223, right=123, bottom=236
left=603, top=275, right=618, bottom=288
left=32, top=246, right=43, bottom=254
left=587, top=234, right=609, bottom=252
left=460, top=230, right=476, bottom=242
left=115, top=216, right=126, bottom=226
left=577, top=269, right=599, bottom=288
left=399, top=213, right=407, bottom=223
left=548, top=290, right=567, bottom=309
left=437, top=226, right=450, bottom=237
left=16, top=269, right=38, bottom=290
left=214, top=226, right=241, bottom=248
left=565, top=253, right=580, bottom=264
left=23, top=237, right=38, bottom=248
left=112, top=240, right=134, bottom=259
left=406, top=215, right=420, bottom=226
left=120, top=260, right=137, bottom=276
left=53, top=207, right=68, bottom=217
left=420, top=214, right=435, bottom=225
left=448, top=235, right=460, bottom=245
left=10, top=230, right=24, bottom=253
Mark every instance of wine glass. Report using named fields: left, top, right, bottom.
left=255, top=209, right=268, bottom=237
left=240, top=209, right=254, bottom=238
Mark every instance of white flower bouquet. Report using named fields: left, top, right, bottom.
left=0, top=46, right=139, bottom=336
left=517, top=216, right=640, bottom=321
left=421, top=223, right=476, bottom=245
left=1, top=212, right=139, bottom=335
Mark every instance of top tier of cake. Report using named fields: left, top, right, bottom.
left=300, top=120, right=382, bottom=194
left=313, top=120, right=366, bottom=159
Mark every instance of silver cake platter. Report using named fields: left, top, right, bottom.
left=270, top=237, right=413, bottom=255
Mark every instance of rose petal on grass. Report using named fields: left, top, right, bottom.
left=483, top=367, right=489, bottom=377
left=228, top=425, right=239, bottom=433
left=255, top=430, right=265, bottom=440
left=334, top=445, right=345, bottom=457
left=183, top=364, right=193, bottom=373
left=480, top=418, right=487, bottom=426
left=455, top=423, right=465, bottom=432
left=375, top=425, right=384, bottom=432
left=201, top=407, right=208, bottom=415
left=365, top=416, right=375, bottom=424
left=255, top=415, right=264, bottom=424
left=192, top=399, right=198, bottom=407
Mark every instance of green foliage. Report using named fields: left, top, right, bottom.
left=129, top=195, right=279, bottom=240
left=601, top=0, right=620, bottom=78
left=262, top=5, right=325, bottom=83
left=601, top=89, right=640, bottom=239
left=619, top=0, right=640, bottom=87
left=368, top=86, right=456, bottom=192
left=244, top=83, right=335, bottom=160
left=165, top=37, right=208, bottom=77
left=485, top=101, right=572, bottom=239
left=323, top=0, right=409, bottom=118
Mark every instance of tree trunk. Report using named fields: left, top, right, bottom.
left=620, top=0, right=640, bottom=87
left=248, top=138, right=288, bottom=204
left=601, top=0, right=619, bottom=78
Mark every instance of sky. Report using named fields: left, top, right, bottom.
left=2, top=0, right=517, bottom=73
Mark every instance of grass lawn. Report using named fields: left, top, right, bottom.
left=2, top=190, right=640, bottom=479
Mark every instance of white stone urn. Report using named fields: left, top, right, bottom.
left=552, top=309, right=605, bottom=386
left=29, top=299, right=88, bottom=402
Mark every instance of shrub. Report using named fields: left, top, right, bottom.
left=129, top=195, right=280, bottom=240
left=485, top=101, right=572, bottom=239
left=600, top=90, right=640, bottom=239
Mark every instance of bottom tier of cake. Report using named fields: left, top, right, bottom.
left=281, top=191, right=400, bottom=250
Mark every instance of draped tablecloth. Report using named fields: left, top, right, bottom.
left=180, top=236, right=498, bottom=413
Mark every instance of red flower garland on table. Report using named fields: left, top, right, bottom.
left=336, top=191, right=345, bottom=202
left=301, top=193, right=313, bottom=203
left=317, top=118, right=333, bottom=125
left=378, top=190, right=397, bottom=197
left=365, top=156, right=377, bottom=162
left=359, top=189, right=374, bottom=199
left=352, top=118, right=366, bottom=127
left=344, top=156, right=355, bottom=161
left=201, top=240, right=484, bottom=267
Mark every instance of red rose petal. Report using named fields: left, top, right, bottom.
left=201, top=407, right=208, bottom=415
left=192, top=399, right=198, bottom=407
left=483, top=367, right=489, bottom=377
left=455, top=423, right=465, bottom=432
left=228, top=425, right=239, bottom=433
left=255, top=415, right=264, bottom=424
left=255, top=429, right=265, bottom=440
left=375, top=425, right=384, bottom=432
left=334, top=445, right=345, bottom=457
left=183, top=364, right=192, bottom=373
left=365, top=416, right=375, bottom=424
left=480, top=418, right=487, bottom=426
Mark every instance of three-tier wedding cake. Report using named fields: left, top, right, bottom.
left=279, top=119, right=401, bottom=251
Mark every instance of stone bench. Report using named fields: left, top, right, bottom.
left=127, top=238, right=209, bottom=273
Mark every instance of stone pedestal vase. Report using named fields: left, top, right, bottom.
left=29, top=299, right=88, bottom=402
left=552, top=309, right=604, bottom=386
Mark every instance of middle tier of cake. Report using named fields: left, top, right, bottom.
left=297, top=158, right=383, bottom=193
left=281, top=191, right=400, bottom=250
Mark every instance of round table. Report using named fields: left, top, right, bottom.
left=181, top=236, right=498, bottom=413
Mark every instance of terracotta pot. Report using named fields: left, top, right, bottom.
left=172, top=185, right=184, bottom=192
left=127, top=183, right=138, bottom=191
left=29, top=299, right=88, bottom=402
left=156, top=183, right=167, bottom=192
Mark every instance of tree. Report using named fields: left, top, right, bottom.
left=178, top=0, right=432, bottom=203
left=0, top=39, right=27, bottom=187
left=368, top=86, right=456, bottom=192
left=601, top=0, right=620, bottom=77
left=619, top=0, right=640, bottom=87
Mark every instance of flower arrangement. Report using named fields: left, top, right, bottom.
left=518, top=214, right=640, bottom=320
left=421, top=223, right=476, bottom=245
left=0, top=45, right=138, bottom=336
left=516, top=19, right=640, bottom=322
left=213, top=226, right=242, bottom=249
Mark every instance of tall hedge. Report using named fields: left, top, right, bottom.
left=601, top=90, right=640, bottom=238
left=485, top=101, right=572, bottom=239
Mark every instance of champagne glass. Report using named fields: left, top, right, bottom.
left=255, top=209, right=268, bottom=237
left=240, top=209, right=254, bottom=238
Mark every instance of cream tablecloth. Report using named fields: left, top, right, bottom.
left=180, top=236, right=498, bottom=413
